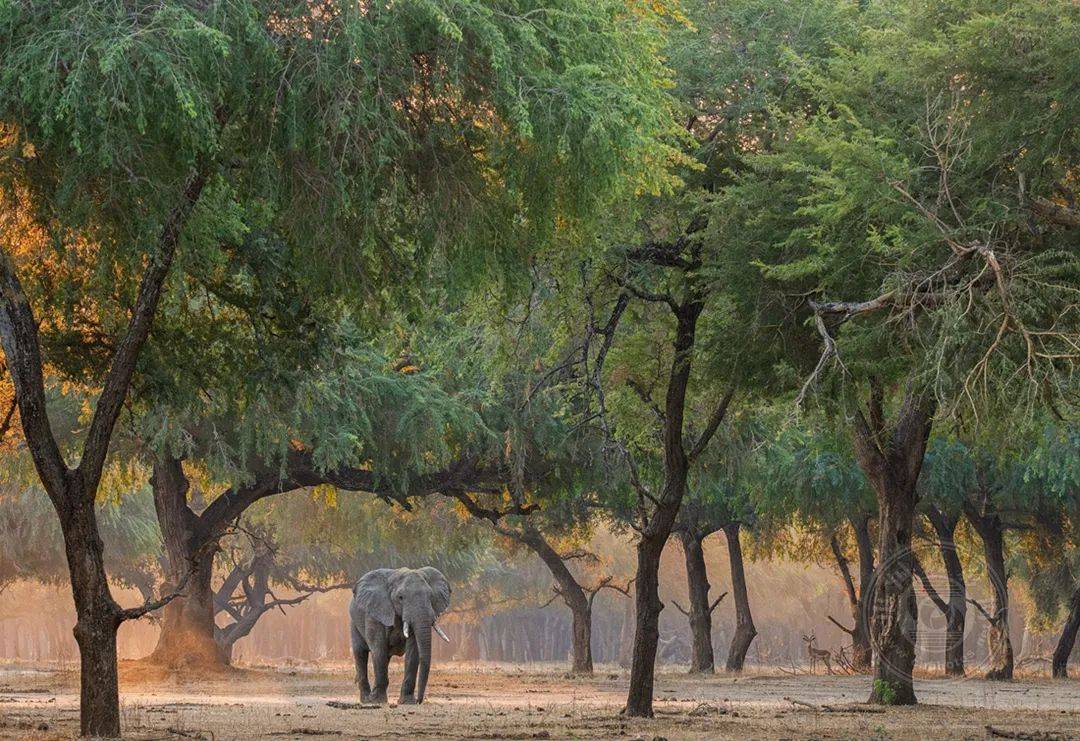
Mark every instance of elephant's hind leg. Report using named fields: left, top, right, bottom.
left=350, top=626, right=372, bottom=701
left=399, top=637, right=419, bottom=704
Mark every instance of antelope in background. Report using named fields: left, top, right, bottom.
left=802, top=633, right=833, bottom=674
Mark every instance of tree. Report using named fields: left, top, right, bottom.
left=0, top=0, right=676, bottom=731
left=568, top=0, right=859, bottom=713
left=743, top=0, right=1079, bottom=704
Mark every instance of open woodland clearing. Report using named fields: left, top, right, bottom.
left=1, top=662, right=1078, bottom=740
left=1, top=0, right=1078, bottom=737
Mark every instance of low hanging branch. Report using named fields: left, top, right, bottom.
left=115, top=536, right=219, bottom=622
left=447, top=488, right=540, bottom=525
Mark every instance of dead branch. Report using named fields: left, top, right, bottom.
left=826, top=615, right=856, bottom=636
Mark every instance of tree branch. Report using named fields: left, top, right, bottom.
left=447, top=488, right=539, bottom=525
left=79, top=170, right=208, bottom=495
left=687, top=386, right=736, bottom=461
left=827, top=615, right=856, bottom=635
left=913, top=557, right=949, bottom=615
left=967, top=597, right=994, bottom=623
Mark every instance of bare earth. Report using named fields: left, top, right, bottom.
left=1, top=661, right=1078, bottom=739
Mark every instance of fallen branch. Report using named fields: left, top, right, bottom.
left=985, top=726, right=1071, bottom=741
left=783, top=697, right=886, bottom=714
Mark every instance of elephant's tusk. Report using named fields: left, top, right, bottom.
left=433, top=624, right=450, bottom=643
left=403, top=621, right=410, bottom=638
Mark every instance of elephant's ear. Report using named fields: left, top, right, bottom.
left=354, top=569, right=395, bottom=627
left=418, top=567, right=451, bottom=616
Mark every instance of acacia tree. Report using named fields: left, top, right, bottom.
left=0, top=0, right=675, bottom=732
left=567, top=0, right=858, bottom=715
left=743, top=0, right=1079, bottom=704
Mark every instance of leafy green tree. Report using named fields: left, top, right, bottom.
left=740, top=0, right=1079, bottom=704
left=0, top=0, right=676, bottom=731
left=563, top=0, right=859, bottom=714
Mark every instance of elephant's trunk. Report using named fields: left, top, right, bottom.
left=416, top=619, right=433, bottom=703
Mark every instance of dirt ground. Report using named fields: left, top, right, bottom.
left=0, top=661, right=1077, bottom=740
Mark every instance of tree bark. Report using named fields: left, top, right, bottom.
left=624, top=300, right=708, bottom=717
left=965, top=504, right=1013, bottom=680
left=829, top=517, right=873, bottom=671
left=1052, top=582, right=1080, bottom=679
left=851, top=382, right=933, bottom=706
left=723, top=521, right=756, bottom=672
left=146, top=457, right=228, bottom=668
left=626, top=533, right=667, bottom=716
left=678, top=529, right=715, bottom=673
left=925, top=505, right=966, bottom=677
left=63, top=494, right=122, bottom=738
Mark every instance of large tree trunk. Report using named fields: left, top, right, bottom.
left=678, top=529, right=715, bottom=673
left=625, top=533, right=667, bottom=716
left=62, top=495, right=122, bottom=738
left=147, top=457, right=227, bottom=668
left=723, top=521, right=756, bottom=672
left=1052, top=582, right=1080, bottom=679
left=926, top=505, right=966, bottom=677
left=851, top=383, right=933, bottom=706
left=965, top=505, right=1013, bottom=680
left=516, top=526, right=594, bottom=674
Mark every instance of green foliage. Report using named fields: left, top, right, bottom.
left=873, top=679, right=898, bottom=706
left=733, top=0, right=1080, bottom=418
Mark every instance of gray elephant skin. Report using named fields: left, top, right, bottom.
left=348, top=567, right=451, bottom=704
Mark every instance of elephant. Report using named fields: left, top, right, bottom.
left=349, top=567, right=451, bottom=705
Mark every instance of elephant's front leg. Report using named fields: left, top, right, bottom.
left=399, top=637, right=419, bottom=705
left=368, top=635, right=390, bottom=704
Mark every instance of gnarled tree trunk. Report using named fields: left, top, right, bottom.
left=851, top=514, right=875, bottom=670
left=723, top=521, right=756, bottom=672
left=147, top=457, right=228, bottom=668
left=851, top=382, right=933, bottom=706
left=828, top=516, right=874, bottom=672
left=925, top=505, right=966, bottom=677
left=965, top=503, right=1013, bottom=680
left=678, top=529, right=716, bottom=673
left=515, top=526, right=595, bottom=674
left=1052, top=583, right=1080, bottom=679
